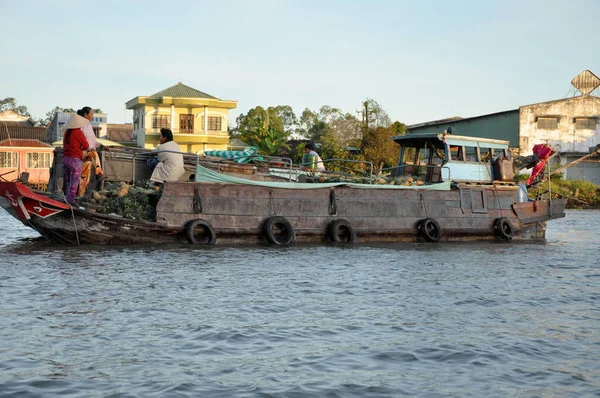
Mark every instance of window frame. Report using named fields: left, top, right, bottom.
left=575, top=118, right=596, bottom=130
left=537, top=117, right=559, bottom=130
left=0, top=152, right=19, bottom=168
left=26, top=152, right=52, bottom=169
left=179, top=114, right=194, bottom=133
left=152, top=115, right=169, bottom=129
left=206, top=116, right=222, bottom=131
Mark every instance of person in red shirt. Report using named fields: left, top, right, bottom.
left=62, top=114, right=90, bottom=206
left=526, top=143, right=556, bottom=186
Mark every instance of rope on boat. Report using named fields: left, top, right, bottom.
left=50, top=190, right=80, bottom=245
left=419, top=193, right=429, bottom=218
left=493, top=189, right=504, bottom=219
left=69, top=205, right=80, bottom=246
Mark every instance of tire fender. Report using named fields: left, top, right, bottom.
left=494, top=217, right=514, bottom=240
left=263, top=216, right=295, bottom=245
left=418, top=218, right=441, bottom=242
left=329, top=219, right=357, bottom=244
left=185, top=219, right=217, bottom=245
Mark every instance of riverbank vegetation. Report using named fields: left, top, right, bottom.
left=527, top=177, right=600, bottom=209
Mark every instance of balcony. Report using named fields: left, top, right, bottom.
left=143, top=128, right=229, bottom=136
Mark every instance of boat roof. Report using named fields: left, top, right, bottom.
left=391, top=133, right=510, bottom=149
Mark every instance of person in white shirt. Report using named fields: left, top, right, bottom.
left=76, top=107, right=107, bottom=197
left=303, top=143, right=325, bottom=171
left=150, top=128, right=185, bottom=183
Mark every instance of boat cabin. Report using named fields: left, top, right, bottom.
left=392, top=133, right=512, bottom=184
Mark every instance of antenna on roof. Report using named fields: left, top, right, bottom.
left=571, top=70, right=600, bottom=96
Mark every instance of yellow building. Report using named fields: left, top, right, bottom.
left=126, top=82, right=237, bottom=153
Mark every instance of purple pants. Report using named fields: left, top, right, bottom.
left=63, top=156, right=82, bottom=203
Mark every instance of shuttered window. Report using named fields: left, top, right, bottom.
left=537, top=117, right=558, bottom=130
left=152, top=115, right=169, bottom=129
left=575, top=118, right=596, bottom=130
left=202, top=116, right=222, bottom=131
left=180, top=114, right=194, bottom=133
left=0, top=152, right=18, bottom=168
left=27, top=153, right=52, bottom=168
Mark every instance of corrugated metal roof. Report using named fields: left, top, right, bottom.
left=107, top=124, right=134, bottom=142
left=149, top=82, right=218, bottom=99
left=408, top=110, right=518, bottom=130
left=0, top=126, right=47, bottom=141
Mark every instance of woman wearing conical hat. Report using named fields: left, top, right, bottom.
left=62, top=114, right=90, bottom=206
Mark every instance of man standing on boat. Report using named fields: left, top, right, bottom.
left=149, top=128, right=185, bottom=183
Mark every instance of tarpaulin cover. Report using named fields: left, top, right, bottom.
left=203, top=147, right=261, bottom=164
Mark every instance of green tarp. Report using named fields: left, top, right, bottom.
left=203, top=147, right=261, bottom=164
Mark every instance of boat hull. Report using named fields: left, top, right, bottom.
left=0, top=181, right=566, bottom=245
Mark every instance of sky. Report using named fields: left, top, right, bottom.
left=1, top=0, right=599, bottom=127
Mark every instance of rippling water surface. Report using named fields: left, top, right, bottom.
left=0, top=210, right=599, bottom=397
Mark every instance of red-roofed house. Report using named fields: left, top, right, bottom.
left=0, top=139, right=55, bottom=188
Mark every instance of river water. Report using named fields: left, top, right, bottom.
left=0, top=210, right=598, bottom=397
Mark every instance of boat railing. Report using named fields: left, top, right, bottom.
left=212, top=155, right=296, bottom=181
left=104, top=149, right=202, bottom=183
left=101, top=148, right=374, bottom=185
left=375, top=164, right=451, bottom=183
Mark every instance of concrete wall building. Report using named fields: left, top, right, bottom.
left=126, top=82, right=237, bottom=153
left=407, top=70, right=600, bottom=184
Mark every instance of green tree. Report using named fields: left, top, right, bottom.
left=236, top=106, right=290, bottom=156
left=358, top=99, right=391, bottom=130
left=268, top=105, right=297, bottom=135
left=297, top=106, right=361, bottom=145
left=362, top=121, right=406, bottom=171
left=297, top=108, right=318, bottom=137
left=0, top=97, right=31, bottom=117
left=331, top=113, right=362, bottom=145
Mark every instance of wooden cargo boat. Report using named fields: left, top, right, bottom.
left=0, top=133, right=566, bottom=245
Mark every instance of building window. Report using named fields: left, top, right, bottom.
left=27, top=153, right=52, bottom=168
left=205, top=116, right=222, bottom=131
left=537, top=117, right=558, bottom=130
left=180, top=114, right=194, bottom=133
left=575, top=118, right=596, bottom=130
left=0, top=152, right=18, bottom=168
left=152, top=115, right=169, bottom=129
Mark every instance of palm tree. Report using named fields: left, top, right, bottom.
left=240, top=110, right=289, bottom=156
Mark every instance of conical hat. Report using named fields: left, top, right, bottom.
left=62, top=114, right=90, bottom=131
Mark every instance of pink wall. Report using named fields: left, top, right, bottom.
left=0, top=148, right=54, bottom=183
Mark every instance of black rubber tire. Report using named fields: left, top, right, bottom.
left=418, top=218, right=441, bottom=242
left=494, top=217, right=514, bottom=240
left=263, top=216, right=295, bottom=245
left=185, top=219, right=217, bottom=245
left=329, top=219, right=357, bottom=244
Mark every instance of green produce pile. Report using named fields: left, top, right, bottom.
left=81, top=181, right=162, bottom=221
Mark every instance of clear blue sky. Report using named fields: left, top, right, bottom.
left=1, top=0, right=598, bottom=126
